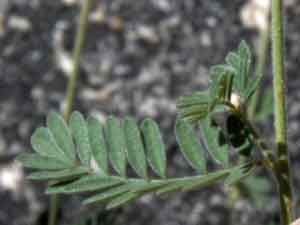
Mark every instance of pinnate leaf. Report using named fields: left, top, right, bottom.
left=70, top=111, right=92, bottom=166
left=47, top=111, right=76, bottom=163
left=175, top=119, right=207, bottom=173
left=201, top=117, right=229, bottom=166
left=87, top=116, right=108, bottom=174
left=105, top=116, right=127, bottom=177
left=123, top=117, right=147, bottom=178
left=141, top=119, right=166, bottom=178
left=83, top=181, right=143, bottom=205
left=47, top=174, right=123, bottom=194
left=106, top=192, right=140, bottom=209
left=225, top=162, right=255, bottom=186
left=16, top=153, right=71, bottom=170
left=31, top=127, right=70, bottom=164
left=28, top=166, right=89, bottom=181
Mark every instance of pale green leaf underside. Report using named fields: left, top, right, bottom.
left=175, top=119, right=207, bottom=173
left=87, top=116, right=108, bottom=174
left=201, top=117, right=229, bottom=166
left=31, top=127, right=71, bottom=165
left=27, top=166, right=89, bottom=181
left=16, top=153, right=70, bottom=170
left=47, top=111, right=76, bottom=163
left=225, top=162, right=255, bottom=186
left=106, top=192, right=140, bottom=209
left=124, top=117, right=148, bottom=179
left=105, top=116, right=127, bottom=177
left=47, top=174, right=123, bottom=194
left=141, top=119, right=166, bottom=178
left=70, top=111, right=92, bottom=166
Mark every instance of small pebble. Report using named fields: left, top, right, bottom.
left=8, top=15, right=31, bottom=32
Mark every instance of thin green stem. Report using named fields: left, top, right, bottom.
left=63, top=0, right=93, bottom=121
left=48, top=1, right=93, bottom=225
left=249, top=28, right=270, bottom=119
left=272, top=0, right=294, bottom=224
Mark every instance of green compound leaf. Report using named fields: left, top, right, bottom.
left=47, top=111, right=76, bottom=164
left=16, top=153, right=71, bottom=170
left=182, top=169, right=231, bottom=191
left=175, top=119, right=207, bottom=173
left=141, top=119, right=166, bottom=178
left=156, top=169, right=231, bottom=195
left=245, top=74, right=263, bottom=102
left=83, top=181, right=144, bottom=205
left=123, top=117, right=147, bottom=179
left=200, top=117, right=229, bottom=166
left=238, top=40, right=251, bottom=89
left=106, top=192, right=141, bottom=209
left=46, top=174, right=123, bottom=194
left=27, top=166, right=89, bottom=181
left=176, top=91, right=210, bottom=124
left=209, top=66, right=234, bottom=111
left=225, top=162, right=255, bottom=186
left=105, top=116, right=127, bottom=177
left=70, top=112, right=92, bottom=166
left=87, top=116, right=108, bottom=174
left=225, top=52, right=240, bottom=70
left=31, top=127, right=70, bottom=164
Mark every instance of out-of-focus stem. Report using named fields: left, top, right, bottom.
left=48, top=1, right=93, bottom=225
left=249, top=27, right=270, bottom=119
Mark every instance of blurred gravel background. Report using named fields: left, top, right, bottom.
left=0, top=0, right=299, bottom=225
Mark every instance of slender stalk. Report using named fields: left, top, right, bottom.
left=48, top=1, right=93, bottom=225
left=249, top=28, right=270, bottom=119
left=271, top=0, right=294, bottom=224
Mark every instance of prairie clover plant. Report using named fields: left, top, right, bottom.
left=17, top=41, right=267, bottom=209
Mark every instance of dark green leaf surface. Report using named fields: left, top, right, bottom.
left=47, top=111, right=76, bottom=163
left=83, top=181, right=143, bottom=205
left=225, top=163, right=255, bottom=186
left=16, top=153, right=70, bottom=170
left=31, top=127, right=68, bottom=162
left=245, top=74, right=263, bottom=102
left=123, top=117, right=147, bottom=178
left=225, top=52, right=240, bottom=70
left=176, top=92, right=209, bottom=123
left=175, top=119, right=207, bottom=173
left=182, top=169, right=230, bottom=191
left=141, top=119, right=166, bottom=178
left=106, top=192, right=140, bottom=209
left=28, top=166, right=89, bottom=181
left=70, top=112, right=92, bottom=166
left=201, top=117, right=229, bottom=166
left=105, top=116, right=127, bottom=177
left=238, top=40, right=251, bottom=91
left=87, top=116, right=108, bottom=174
left=47, top=174, right=123, bottom=194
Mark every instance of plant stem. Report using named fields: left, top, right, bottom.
left=63, top=0, right=93, bottom=121
left=48, top=1, right=93, bottom=225
left=271, top=0, right=294, bottom=224
left=249, top=28, right=270, bottom=119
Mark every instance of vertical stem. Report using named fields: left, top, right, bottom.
left=271, top=0, right=294, bottom=224
left=249, top=28, right=270, bottom=119
left=48, top=1, right=93, bottom=225
left=63, top=0, right=93, bottom=121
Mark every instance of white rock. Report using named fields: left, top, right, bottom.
left=8, top=16, right=32, bottom=32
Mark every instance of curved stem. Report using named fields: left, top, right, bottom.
left=48, top=1, right=93, bottom=225
left=271, top=0, right=294, bottom=224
